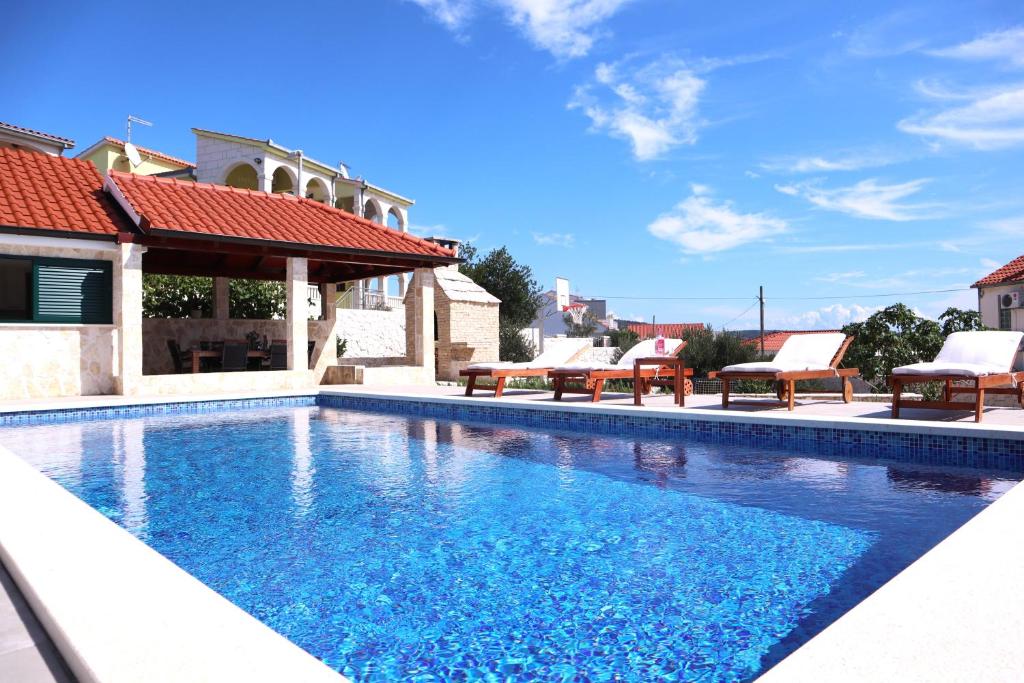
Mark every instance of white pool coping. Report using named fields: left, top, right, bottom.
left=0, top=444, right=345, bottom=683
left=758, top=476, right=1024, bottom=681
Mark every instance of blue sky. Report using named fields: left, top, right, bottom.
left=3, top=0, right=1023, bottom=328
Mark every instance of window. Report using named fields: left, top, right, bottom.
left=0, top=257, right=31, bottom=321
left=0, top=255, right=112, bottom=324
left=999, top=307, right=1012, bottom=331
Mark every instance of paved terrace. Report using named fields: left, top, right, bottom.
left=330, top=385, right=1024, bottom=427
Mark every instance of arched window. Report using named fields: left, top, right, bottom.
left=386, top=208, right=404, bottom=230
left=224, top=163, right=259, bottom=190
left=363, top=199, right=382, bottom=223
left=305, top=178, right=329, bottom=203
left=271, top=167, right=295, bottom=194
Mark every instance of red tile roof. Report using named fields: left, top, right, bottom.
left=973, top=254, right=1024, bottom=287
left=106, top=172, right=455, bottom=259
left=0, top=121, right=75, bottom=146
left=744, top=329, right=843, bottom=353
left=97, top=137, right=195, bottom=168
left=627, top=323, right=705, bottom=339
left=0, top=147, right=132, bottom=236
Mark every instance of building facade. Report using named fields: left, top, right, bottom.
left=974, top=254, right=1024, bottom=369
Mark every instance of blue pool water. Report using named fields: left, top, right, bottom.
left=2, top=404, right=1018, bottom=681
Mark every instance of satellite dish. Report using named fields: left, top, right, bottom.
left=123, top=142, right=143, bottom=168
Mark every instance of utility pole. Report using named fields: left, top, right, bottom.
left=759, top=286, right=765, bottom=358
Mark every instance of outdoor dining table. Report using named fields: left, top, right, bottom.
left=184, top=348, right=269, bottom=373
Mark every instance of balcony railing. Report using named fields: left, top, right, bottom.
left=337, top=288, right=404, bottom=311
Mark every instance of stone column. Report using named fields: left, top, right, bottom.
left=398, top=273, right=407, bottom=298
left=286, top=257, right=309, bottom=371
left=321, top=283, right=337, bottom=322
left=213, top=277, right=230, bottom=319
left=258, top=171, right=272, bottom=193
left=408, top=268, right=435, bottom=374
left=376, top=276, right=386, bottom=296
left=114, top=242, right=146, bottom=395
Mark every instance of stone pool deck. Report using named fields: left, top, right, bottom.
left=330, top=384, right=1024, bottom=428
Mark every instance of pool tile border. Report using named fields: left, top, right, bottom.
left=0, top=396, right=317, bottom=426
left=320, top=394, right=1024, bottom=473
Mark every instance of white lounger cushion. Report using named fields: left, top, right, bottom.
left=467, top=339, right=594, bottom=371
left=892, top=331, right=1023, bottom=377
left=552, top=338, right=684, bottom=372
left=721, top=332, right=847, bottom=373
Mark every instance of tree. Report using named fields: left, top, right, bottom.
left=229, top=279, right=286, bottom=319
left=459, top=244, right=545, bottom=362
left=142, top=275, right=213, bottom=318
left=142, top=274, right=286, bottom=319
left=679, top=325, right=758, bottom=377
left=841, top=304, right=985, bottom=390
left=459, top=244, right=544, bottom=329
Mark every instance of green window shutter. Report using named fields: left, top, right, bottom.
left=33, top=259, right=113, bottom=324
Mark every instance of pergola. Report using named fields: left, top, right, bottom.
left=104, top=171, right=458, bottom=393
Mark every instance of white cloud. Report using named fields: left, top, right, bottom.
left=814, top=270, right=866, bottom=283
left=898, top=84, right=1024, bottom=150
left=761, top=151, right=898, bottom=174
left=979, top=216, right=1024, bottom=234
left=648, top=185, right=788, bottom=254
left=407, top=0, right=634, bottom=59
left=844, top=11, right=927, bottom=58
left=927, top=26, right=1024, bottom=68
left=777, top=242, right=924, bottom=254
left=406, top=0, right=474, bottom=31
left=569, top=57, right=706, bottom=160
left=812, top=267, right=973, bottom=290
left=768, top=304, right=879, bottom=330
left=531, top=231, right=575, bottom=247
left=774, top=178, right=937, bottom=221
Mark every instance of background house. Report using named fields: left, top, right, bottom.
left=0, top=121, right=75, bottom=156
left=973, top=254, right=1024, bottom=369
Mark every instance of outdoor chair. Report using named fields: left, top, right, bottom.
left=548, top=338, right=689, bottom=402
left=460, top=341, right=591, bottom=398
left=221, top=340, right=249, bottom=372
left=268, top=342, right=288, bottom=371
left=166, top=339, right=184, bottom=374
left=889, top=331, right=1024, bottom=423
left=709, top=333, right=858, bottom=411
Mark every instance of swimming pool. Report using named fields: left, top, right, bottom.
left=2, top=401, right=1018, bottom=681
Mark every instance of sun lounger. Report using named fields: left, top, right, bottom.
left=548, top=338, right=690, bottom=402
left=460, top=340, right=590, bottom=398
left=889, top=331, right=1024, bottom=423
left=708, top=333, right=858, bottom=411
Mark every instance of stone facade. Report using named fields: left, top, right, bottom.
left=336, top=308, right=406, bottom=359
left=435, top=300, right=501, bottom=381
left=0, top=325, right=117, bottom=400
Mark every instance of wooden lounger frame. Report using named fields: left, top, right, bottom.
left=708, top=336, right=859, bottom=411
left=548, top=343, right=691, bottom=403
left=459, top=367, right=551, bottom=398
left=889, top=371, right=1024, bottom=423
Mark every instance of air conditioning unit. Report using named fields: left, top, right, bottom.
left=1000, top=291, right=1023, bottom=309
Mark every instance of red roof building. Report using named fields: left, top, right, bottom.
left=973, top=254, right=1024, bottom=288
left=0, top=121, right=75, bottom=156
left=0, top=147, right=132, bottom=236
left=745, top=329, right=843, bottom=354
left=627, top=322, right=705, bottom=339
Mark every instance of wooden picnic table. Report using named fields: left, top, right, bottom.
left=184, top=348, right=269, bottom=373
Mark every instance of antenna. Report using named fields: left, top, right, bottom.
left=126, top=115, right=152, bottom=143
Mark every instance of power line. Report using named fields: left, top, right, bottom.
left=592, top=287, right=971, bottom=302
left=721, top=298, right=760, bottom=328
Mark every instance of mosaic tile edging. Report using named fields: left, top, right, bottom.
left=0, top=396, right=318, bottom=426
left=320, top=394, right=1024, bottom=474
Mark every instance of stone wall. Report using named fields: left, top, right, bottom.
left=136, top=370, right=315, bottom=396
left=336, top=309, right=406, bottom=359
left=435, top=300, right=500, bottom=381
left=0, top=325, right=117, bottom=400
